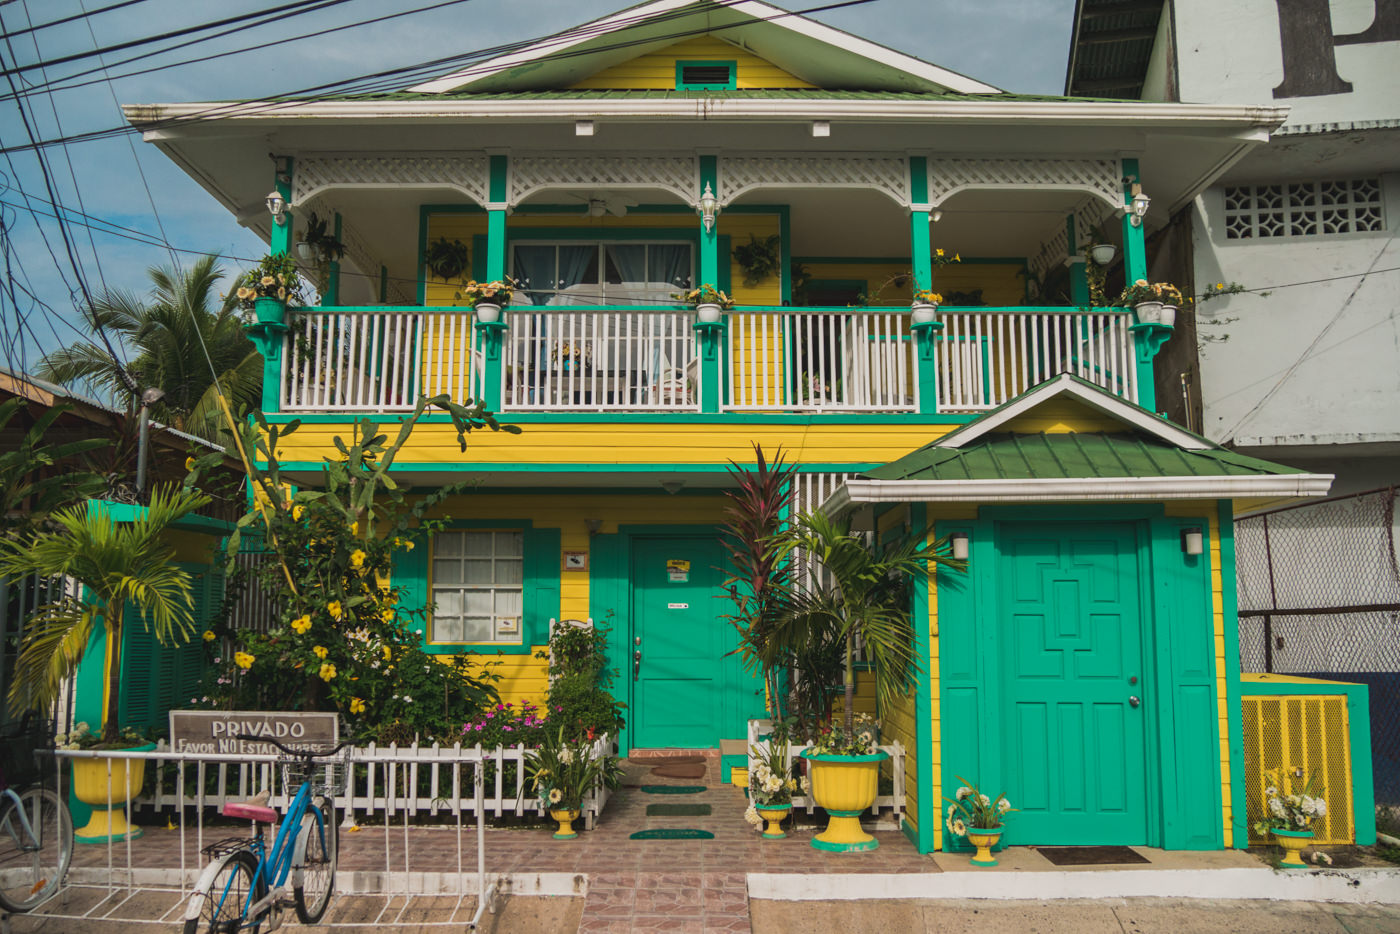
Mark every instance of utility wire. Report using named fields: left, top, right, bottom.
left=0, top=0, right=875, bottom=155
left=0, top=0, right=148, bottom=41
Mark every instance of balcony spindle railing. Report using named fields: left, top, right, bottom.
left=278, top=305, right=1138, bottom=415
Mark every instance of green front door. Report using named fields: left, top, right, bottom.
left=998, top=521, right=1148, bottom=843
left=630, top=535, right=728, bottom=748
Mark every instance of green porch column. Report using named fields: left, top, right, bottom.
left=1066, top=214, right=1090, bottom=306
left=909, top=156, right=940, bottom=414
left=1121, top=157, right=1167, bottom=413
left=249, top=159, right=294, bottom=413
left=696, top=155, right=722, bottom=414
left=324, top=211, right=342, bottom=306
left=476, top=154, right=509, bottom=411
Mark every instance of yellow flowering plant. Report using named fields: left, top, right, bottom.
left=235, top=254, right=305, bottom=309
left=673, top=283, right=734, bottom=309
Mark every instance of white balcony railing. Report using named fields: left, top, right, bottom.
left=278, top=305, right=1138, bottom=415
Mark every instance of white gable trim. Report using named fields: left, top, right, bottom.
left=407, top=0, right=1002, bottom=95
left=935, top=373, right=1213, bottom=451
left=821, top=474, right=1336, bottom=514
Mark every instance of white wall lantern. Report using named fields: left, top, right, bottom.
left=697, top=182, right=719, bottom=232
left=1182, top=527, right=1204, bottom=556
left=1130, top=184, right=1151, bottom=227
left=951, top=531, right=970, bottom=561
left=266, top=190, right=288, bottom=226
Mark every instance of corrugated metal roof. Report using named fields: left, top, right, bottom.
left=862, top=432, right=1307, bottom=482
left=1064, top=0, right=1167, bottom=98
left=336, top=88, right=1116, bottom=104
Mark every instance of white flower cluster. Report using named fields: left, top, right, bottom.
left=1254, top=767, right=1328, bottom=836
left=744, top=804, right=763, bottom=829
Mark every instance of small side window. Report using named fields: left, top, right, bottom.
left=677, top=61, right=736, bottom=91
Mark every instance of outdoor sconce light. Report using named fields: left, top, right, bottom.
left=266, top=190, right=288, bottom=226
left=929, top=210, right=943, bottom=223
left=585, top=518, right=603, bottom=536
left=1182, top=527, right=1204, bottom=556
left=697, top=182, right=719, bottom=232
left=951, top=532, right=970, bottom=561
left=1090, top=243, right=1117, bottom=265
left=1130, top=184, right=1151, bottom=227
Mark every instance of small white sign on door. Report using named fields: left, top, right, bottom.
left=668, top=603, right=689, bottom=609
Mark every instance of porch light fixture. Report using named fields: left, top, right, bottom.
left=951, top=532, right=970, bottom=561
left=265, top=190, right=288, bottom=226
left=661, top=480, right=684, bottom=495
left=697, top=182, right=719, bottom=232
left=575, top=120, right=595, bottom=137
left=1090, top=243, right=1117, bottom=265
left=585, top=518, right=603, bottom=536
left=930, top=210, right=943, bottom=223
left=1130, top=184, right=1151, bottom=227
left=1182, top=527, right=1204, bottom=556
left=812, top=120, right=830, bottom=138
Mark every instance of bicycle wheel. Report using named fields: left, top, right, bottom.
left=0, top=788, right=73, bottom=913
left=293, top=801, right=337, bottom=924
left=183, top=848, right=265, bottom=934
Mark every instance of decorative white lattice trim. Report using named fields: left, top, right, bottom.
left=718, top=156, right=908, bottom=207
left=292, top=155, right=490, bottom=207
left=1224, top=178, right=1384, bottom=240
left=302, top=200, right=414, bottom=306
left=927, top=158, right=1122, bottom=211
left=508, top=155, right=698, bottom=207
left=1073, top=197, right=1115, bottom=247
left=1028, top=196, right=1119, bottom=283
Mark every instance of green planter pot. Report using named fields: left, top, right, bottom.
left=801, top=750, right=888, bottom=852
left=253, top=296, right=286, bottom=325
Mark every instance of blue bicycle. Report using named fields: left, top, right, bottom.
left=0, top=715, right=73, bottom=914
left=182, top=734, right=349, bottom=934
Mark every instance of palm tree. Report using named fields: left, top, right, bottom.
left=38, top=255, right=261, bottom=442
left=0, top=484, right=209, bottom=742
left=776, top=511, right=966, bottom=734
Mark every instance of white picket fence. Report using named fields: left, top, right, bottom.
left=745, top=719, right=905, bottom=825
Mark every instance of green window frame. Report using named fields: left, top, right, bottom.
left=676, top=60, right=737, bottom=90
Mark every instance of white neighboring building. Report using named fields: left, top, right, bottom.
left=1068, top=0, right=1400, bottom=495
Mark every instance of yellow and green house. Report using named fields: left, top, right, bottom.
left=121, top=0, right=1375, bottom=853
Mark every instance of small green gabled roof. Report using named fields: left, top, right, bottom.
left=862, top=431, right=1307, bottom=482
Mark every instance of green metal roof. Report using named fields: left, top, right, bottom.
left=861, top=432, right=1309, bottom=482
left=338, top=88, right=1121, bottom=104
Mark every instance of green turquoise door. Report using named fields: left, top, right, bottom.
left=630, top=535, right=729, bottom=748
left=998, top=521, right=1148, bottom=843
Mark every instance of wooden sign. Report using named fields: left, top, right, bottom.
left=169, top=710, right=339, bottom=757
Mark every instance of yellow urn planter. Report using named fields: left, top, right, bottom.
left=802, top=750, right=888, bottom=852
left=755, top=803, right=792, bottom=839
left=964, top=826, right=1005, bottom=867
left=550, top=808, right=580, bottom=840
left=1272, top=828, right=1314, bottom=867
left=71, top=743, right=156, bottom=844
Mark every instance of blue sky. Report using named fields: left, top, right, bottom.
left=0, top=0, right=1077, bottom=377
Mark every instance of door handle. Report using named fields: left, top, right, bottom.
left=634, top=649, right=642, bottom=681
left=1129, top=695, right=1141, bottom=708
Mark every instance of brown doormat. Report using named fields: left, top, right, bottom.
left=650, top=762, right=707, bottom=779
left=1037, top=845, right=1150, bottom=866
left=631, top=755, right=706, bottom=764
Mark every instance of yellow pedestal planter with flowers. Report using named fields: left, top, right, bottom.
left=804, top=750, right=888, bottom=851
left=60, top=724, right=157, bottom=845
left=943, top=776, right=1015, bottom=867
left=1253, top=767, right=1328, bottom=868
left=524, top=725, right=613, bottom=841
left=745, top=719, right=798, bottom=840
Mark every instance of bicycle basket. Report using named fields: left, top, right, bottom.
left=0, top=716, right=57, bottom=788
left=280, top=753, right=348, bottom=797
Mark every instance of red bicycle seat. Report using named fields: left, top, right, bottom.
left=222, top=801, right=278, bottom=824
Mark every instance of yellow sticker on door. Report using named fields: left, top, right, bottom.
left=667, top=559, right=690, bottom=583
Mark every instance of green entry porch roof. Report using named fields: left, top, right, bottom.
left=823, top=374, right=1334, bottom=511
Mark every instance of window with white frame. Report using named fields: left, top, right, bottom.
left=430, top=530, right=523, bottom=642
left=1224, top=178, right=1383, bottom=240
left=510, top=241, right=693, bottom=305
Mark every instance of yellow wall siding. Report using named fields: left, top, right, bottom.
left=926, top=504, right=977, bottom=852
left=720, top=213, right=782, bottom=305
left=999, top=398, right=1131, bottom=435
left=883, top=690, right=919, bottom=833
left=569, top=37, right=815, bottom=90
left=274, top=422, right=956, bottom=467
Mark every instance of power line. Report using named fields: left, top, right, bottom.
left=0, top=0, right=876, bottom=155
left=0, top=0, right=353, bottom=78
left=0, top=0, right=148, bottom=41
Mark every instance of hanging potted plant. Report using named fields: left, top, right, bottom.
left=423, top=237, right=470, bottom=281
left=774, top=511, right=966, bottom=852
left=943, top=776, right=1016, bottom=867
left=236, top=254, right=305, bottom=322
left=2, top=486, right=211, bottom=843
left=675, top=284, right=734, bottom=323
left=1253, top=767, right=1328, bottom=867
left=1117, top=279, right=1183, bottom=327
left=457, top=278, right=517, bottom=323
left=734, top=233, right=781, bottom=287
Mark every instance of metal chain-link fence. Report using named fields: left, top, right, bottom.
left=1235, top=487, right=1400, bottom=809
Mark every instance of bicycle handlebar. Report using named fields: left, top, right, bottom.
left=233, top=734, right=352, bottom=760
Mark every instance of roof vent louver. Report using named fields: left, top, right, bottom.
left=678, top=62, right=734, bottom=90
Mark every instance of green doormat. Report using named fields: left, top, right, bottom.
left=629, top=829, right=714, bottom=840
left=640, top=785, right=706, bottom=795
left=645, top=803, right=712, bottom=817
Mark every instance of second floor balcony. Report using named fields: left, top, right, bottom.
left=276, top=303, right=1142, bottom=418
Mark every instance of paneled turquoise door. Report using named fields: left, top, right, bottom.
left=630, top=536, right=728, bottom=748
left=998, top=522, right=1148, bottom=843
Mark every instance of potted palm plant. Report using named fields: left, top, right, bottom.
left=774, top=511, right=965, bottom=851
left=1, top=484, right=210, bottom=842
